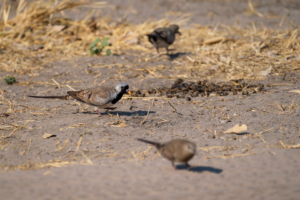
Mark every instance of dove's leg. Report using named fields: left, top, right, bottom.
left=166, top=47, right=169, bottom=54
left=172, top=162, right=176, bottom=170
left=156, top=47, right=160, bottom=54
left=186, top=163, right=192, bottom=170
left=96, top=110, right=102, bottom=116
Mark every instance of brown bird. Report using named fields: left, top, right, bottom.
left=137, top=138, right=196, bottom=169
left=27, top=82, right=131, bottom=116
left=147, top=24, right=181, bottom=54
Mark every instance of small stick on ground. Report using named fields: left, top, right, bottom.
left=25, top=76, right=36, bottom=85
left=260, top=128, right=274, bottom=134
left=66, top=85, right=76, bottom=91
left=80, top=149, right=93, bottom=165
left=204, top=152, right=256, bottom=159
left=292, top=128, right=300, bottom=144
left=280, top=108, right=296, bottom=128
left=0, top=128, right=18, bottom=139
left=214, top=130, right=218, bottom=139
left=52, top=78, right=61, bottom=89
left=57, top=139, right=69, bottom=152
left=69, top=136, right=82, bottom=162
left=140, top=99, right=153, bottom=125
left=256, top=133, right=269, bottom=149
left=27, top=139, right=32, bottom=152
left=167, top=101, right=177, bottom=112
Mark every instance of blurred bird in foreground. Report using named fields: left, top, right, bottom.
left=137, top=138, right=196, bottom=169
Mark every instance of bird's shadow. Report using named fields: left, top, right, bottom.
left=166, top=52, right=191, bottom=60
left=80, top=110, right=156, bottom=117
left=236, top=132, right=250, bottom=135
left=176, top=165, right=223, bottom=174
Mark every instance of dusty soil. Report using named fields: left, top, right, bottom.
left=1, top=0, right=300, bottom=200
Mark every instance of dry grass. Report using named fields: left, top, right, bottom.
left=279, top=140, right=300, bottom=149
left=131, top=145, right=153, bottom=164
left=2, top=160, right=71, bottom=170
left=0, top=0, right=299, bottom=82
left=204, top=152, right=256, bottom=159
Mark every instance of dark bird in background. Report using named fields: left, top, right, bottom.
left=27, top=83, right=131, bottom=116
left=146, top=24, right=181, bottom=54
left=137, top=138, right=196, bottom=169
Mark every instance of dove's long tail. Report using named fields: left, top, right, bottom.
left=137, top=138, right=161, bottom=149
left=27, top=95, right=68, bottom=100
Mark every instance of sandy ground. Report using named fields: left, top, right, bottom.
left=1, top=0, right=300, bottom=200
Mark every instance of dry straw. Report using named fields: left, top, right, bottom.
left=0, top=0, right=298, bottom=82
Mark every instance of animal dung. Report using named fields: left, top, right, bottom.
left=130, top=79, right=266, bottom=99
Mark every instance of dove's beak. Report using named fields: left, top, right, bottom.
left=126, top=90, right=132, bottom=95
left=177, top=31, right=181, bottom=35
